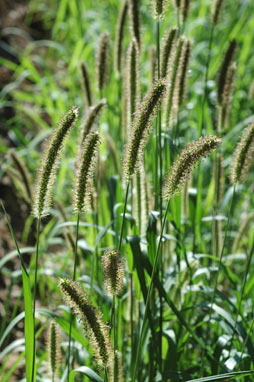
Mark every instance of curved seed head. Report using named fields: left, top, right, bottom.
left=102, top=249, right=124, bottom=296
left=96, top=32, right=110, bottom=92
left=123, top=79, right=166, bottom=180
left=128, top=0, right=140, bottom=47
left=73, top=131, right=101, bottom=213
left=80, top=62, right=93, bottom=107
left=59, top=279, right=112, bottom=367
left=217, top=39, right=237, bottom=105
left=163, top=135, right=222, bottom=200
left=114, top=0, right=129, bottom=74
left=230, top=123, right=254, bottom=185
left=80, top=99, right=107, bottom=143
left=211, top=0, right=225, bottom=25
left=160, top=27, right=178, bottom=79
left=33, top=107, right=78, bottom=218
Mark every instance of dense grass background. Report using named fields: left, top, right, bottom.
left=1, top=0, right=254, bottom=381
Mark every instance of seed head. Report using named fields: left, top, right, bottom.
left=126, top=38, right=141, bottom=130
left=230, top=123, right=254, bottom=185
left=102, top=249, right=124, bottom=296
left=160, top=27, right=178, bottom=78
left=151, top=0, right=168, bottom=20
left=128, top=0, right=140, bottom=48
left=180, top=0, right=190, bottom=23
left=33, top=107, right=78, bottom=218
left=114, top=0, right=128, bottom=74
left=114, top=351, right=124, bottom=382
left=47, top=320, right=61, bottom=380
left=211, top=0, right=225, bottom=25
left=80, top=99, right=107, bottom=143
left=163, top=135, right=222, bottom=200
left=80, top=62, right=93, bottom=107
left=217, top=39, right=237, bottom=105
left=174, top=38, right=191, bottom=110
left=59, top=279, right=112, bottom=367
left=123, top=79, right=166, bottom=180
left=217, top=62, right=236, bottom=132
left=96, top=32, right=110, bottom=92
left=73, top=131, right=101, bottom=213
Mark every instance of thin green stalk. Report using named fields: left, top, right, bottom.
left=32, top=216, right=41, bottom=382
left=67, top=212, right=80, bottom=381
left=229, top=237, right=254, bottom=353
left=203, top=185, right=236, bottom=363
left=132, top=199, right=170, bottom=382
left=113, top=295, right=117, bottom=382
left=118, top=181, right=130, bottom=252
left=90, top=212, right=97, bottom=296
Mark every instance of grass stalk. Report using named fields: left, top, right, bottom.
left=132, top=198, right=170, bottom=382
left=67, top=212, right=80, bottom=381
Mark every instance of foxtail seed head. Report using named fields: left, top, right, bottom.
left=114, top=0, right=128, bottom=74
left=96, top=32, right=110, bottom=92
left=151, top=0, right=168, bottom=20
left=128, top=0, right=140, bottom=47
left=126, top=38, right=141, bottom=130
left=33, top=107, right=78, bottom=218
left=123, top=79, right=166, bottom=180
left=80, top=99, right=107, bottom=143
left=48, top=320, right=61, bottom=380
left=217, top=62, right=236, bottom=132
left=59, top=279, right=112, bottom=367
left=174, top=38, right=191, bottom=111
left=160, top=27, right=178, bottom=79
left=180, top=0, right=190, bottom=22
left=80, top=62, right=92, bottom=107
left=163, top=135, right=222, bottom=200
left=114, top=351, right=124, bottom=382
left=211, top=0, right=225, bottom=25
left=102, top=249, right=124, bottom=296
left=230, top=123, right=254, bottom=185
left=73, top=131, right=101, bottom=213
left=217, top=39, right=237, bottom=105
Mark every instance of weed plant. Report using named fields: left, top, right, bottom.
left=1, top=0, right=254, bottom=382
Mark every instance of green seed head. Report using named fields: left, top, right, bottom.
left=114, top=0, right=129, bottom=74
left=96, top=32, right=110, bottom=92
left=128, top=0, right=140, bottom=47
left=123, top=79, right=166, bottom=180
left=73, top=131, right=101, bottom=213
left=160, top=27, right=178, bottom=78
left=102, top=249, right=124, bottom=296
left=33, top=107, right=78, bottom=218
left=80, top=62, right=93, bottom=107
left=59, top=279, right=112, bottom=367
left=151, top=0, right=168, bottom=20
left=217, top=39, right=237, bottom=105
left=230, top=123, right=254, bottom=185
left=163, top=135, right=222, bottom=200
left=48, top=320, right=61, bottom=379
left=211, top=0, right=225, bottom=25
left=80, top=99, right=107, bottom=143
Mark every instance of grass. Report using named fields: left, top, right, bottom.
left=1, top=0, right=254, bottom=381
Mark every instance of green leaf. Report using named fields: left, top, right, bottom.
left=69, top=366, right=103, bottom=382
left=184, top=370, right=254, bottom=382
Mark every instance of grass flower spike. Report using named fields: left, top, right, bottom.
left=163, top=135, right=222, bottom=200
left=128, top=0, right=140, bottom=47
left=80, top=99, right=107, bottom=143
left=96, top=32, right=110, bottom=92
left=230, top=123, right=254, bottom=185
left=102, top=249, right=124, bottom=296
left=81, top=62, right=93, bottom=107
left=73, top=131, right=100, bottom=213
left=59, top=279, right=112, bottom=367
left=211, top=0, right=225, bottom=25
left=114, top=0, right=128, bottom=74
left=151, top=0, right=168, bottom=20
left=123, top=79, right=166, bottom=180
left=48, top=320, right=61, bottom=381
left=160, top=27, right=178, bottom=78
left=33, top=107, right=78, bottom=217
left=217, top=39, right=237, bottom=106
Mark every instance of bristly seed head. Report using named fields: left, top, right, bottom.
left=114, top=0, right=129, bottom=74
left=102, top=249, right=124, bottom=296
left=128, top=0, right=140, bottom=47
left=59, top=279, right=112, bottom=367
left=163, top=135, right=222, bottom=200
left=48, top=320, right=61, bottom=380
left=80, top=62, right=93, bottom=107
left=217, top=39, right=237, bottom=105
left=73, top=131, right=101, bottom=213
left=123, top=79, right=166, bottom=180
left=96, top=32, right=110, bottom=92
left=160, top=27, right=178, bottom=79
left=33, top=107, right=78, bottom=218
left=211, top=0, right=225, bottom=25
left=230, top=123, right=254, bottom=185
left=151, top=0, right=168, bottom=20
left=80, top=99, right=107, bottom=143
